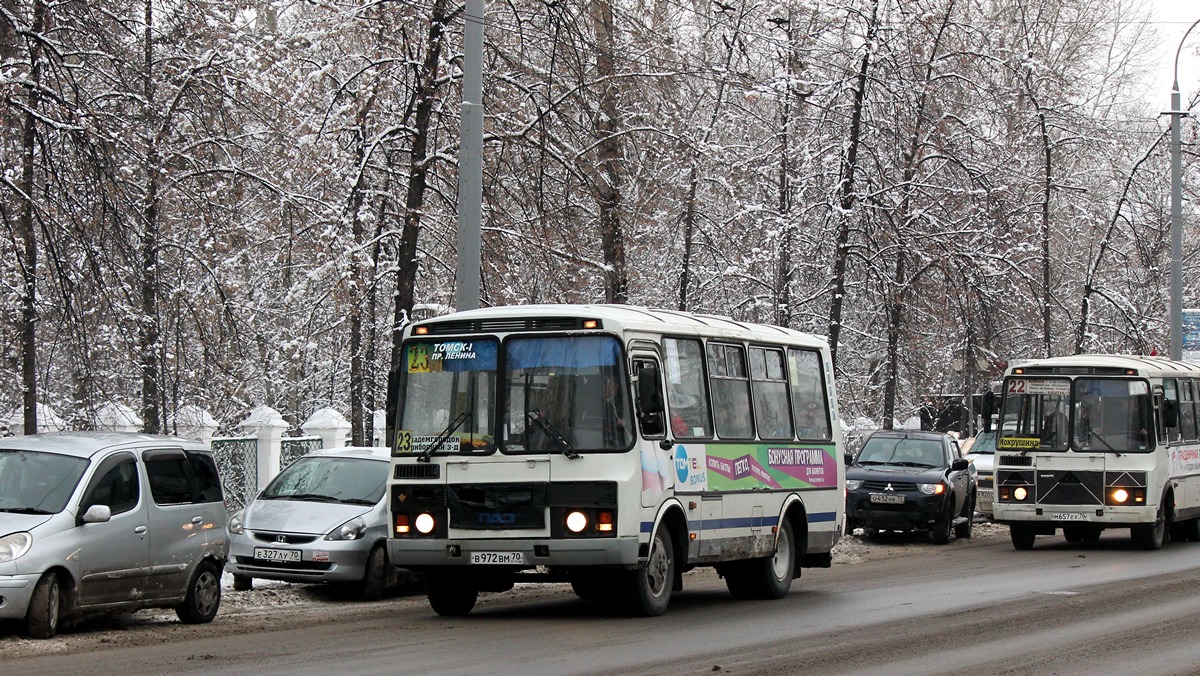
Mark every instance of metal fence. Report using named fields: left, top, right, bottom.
left=281, top=435, right=323, bottom=467
left=211, top=436, right=258, bottom=510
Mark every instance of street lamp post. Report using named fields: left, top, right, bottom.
left=1170, top=19, right=1200, bottom=361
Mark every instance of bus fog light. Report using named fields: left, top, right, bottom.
left=415, top=513, right=436, bottom=534
left=566, top=511, right=588, bottom=533
left=1014, top=487, right=1028, bottom=501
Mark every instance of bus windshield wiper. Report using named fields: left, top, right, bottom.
left=419, top=411, right=470, bottom=463
left=1082, top=424, right=1117, bottom=453
left=526, top=410, right=579, bottom=459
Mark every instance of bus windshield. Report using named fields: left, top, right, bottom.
left=998, top=376, right=1152, bottom=453
left=399, top=339, right=498, bottom=455
left=503, top=335, right=633, bottom=454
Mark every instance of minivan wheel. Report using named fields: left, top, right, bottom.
left=361, top=545, right=389, bottom=601
left=26, top=572, right=62, bottom=639
left=232, top=574, right=253, bottom=592
left=176, top=560, right=221, bottom=624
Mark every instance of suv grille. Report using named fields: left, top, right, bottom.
left=862, top=480, right=918, bottom=492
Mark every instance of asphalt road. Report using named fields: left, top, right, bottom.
left=7, top=528, right=1200, bottom=675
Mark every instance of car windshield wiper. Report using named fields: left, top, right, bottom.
left=338, top=497, right=376, bottom=506
left=0, top=506, right=52, bottom=514
left=857, top=460, right=887, bottom=465
left=892, top=461, right=937, bottom=468
left=280, top=493, right=341, bottom=503
left=419, top=411, right=470, bottom=463
left=526, top=410, right=579, bottom=459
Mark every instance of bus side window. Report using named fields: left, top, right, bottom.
left=1180, top=381, right=1190, bottom=444
left=707, top=343, right=754, bottom=439
left=750, top=347, right=793, bottom=441
left=663, top=338, right=713, bottom=439
left=789, top=348, right=832, bottom=441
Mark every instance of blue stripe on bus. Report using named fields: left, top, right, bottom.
left=640, top=511, right=837, bottom=533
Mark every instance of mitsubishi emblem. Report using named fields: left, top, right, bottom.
left=885, top=483, right=894, bottom=491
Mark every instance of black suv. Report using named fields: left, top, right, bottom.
left=845, top=429, right=975, bottom=544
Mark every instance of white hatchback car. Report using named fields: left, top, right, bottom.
left=0, top=432, right=229, bottom=638
left=226, top=446, right=397, bottom=599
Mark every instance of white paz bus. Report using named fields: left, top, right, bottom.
left=386, top=304, right=844, bottom=616
left=992, top=354, right=1200, bottom=550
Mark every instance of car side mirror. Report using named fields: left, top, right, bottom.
left=81, top=503, right=112, bottom=524
left=951, top=458, right=969, bottom=471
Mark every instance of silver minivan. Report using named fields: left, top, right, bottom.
left=226, top=446, right=396, bottom=599
left=0, top=432, right=229, bottom=638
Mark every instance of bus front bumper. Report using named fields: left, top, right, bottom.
left=386, top=536, right=641, bottom=569
left=994, top=504, right=1158, bottom=527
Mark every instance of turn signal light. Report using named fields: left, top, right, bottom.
left=395, top=514, right=410, bottom=534
left=597, top=510, right=614, bottom=532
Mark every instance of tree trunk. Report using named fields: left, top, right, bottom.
left=388, top=0, right=451, bottom=442
left=140, top=0, right=162, bottom=433
left=590, top=0, right=627, bottom=304
left=827, top=0, right=879, bottom=372
left=18, top=0, right=47, bottom=434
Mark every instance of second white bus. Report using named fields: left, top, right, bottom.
left=993, top=354, right=1200, bottom=549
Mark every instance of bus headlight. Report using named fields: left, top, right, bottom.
left=566, top=511, right=588, bottom=533
left=1106, top=487, right=1145, bottom=506
left=415, top=513, right=436, bottom=534
left=1014, top=487, right=1028, bottom=501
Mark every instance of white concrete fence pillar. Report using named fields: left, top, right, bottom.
left=373, top=410, right=387, bottom=447
left=239, top=406, right=288, bottom=491
left=172, top=404, right=219, bottom=444
left=94, top=402, right=143, bottom=433
left=302, top=407, right=350, bottom=449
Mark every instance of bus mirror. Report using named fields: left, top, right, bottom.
left=982, top=392, right=995, bottom=433
left=637, top=364, right=664, bottom=415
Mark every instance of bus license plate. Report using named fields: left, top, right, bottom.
left=470, top=551, right=526, bottom=565
left=1050, top=513, right=1086, bottom=521
left=254, top=547, right=301, bottom=562
left=869, top=493, right=905, bottom=505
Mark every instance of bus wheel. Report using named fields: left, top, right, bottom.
left=754, top=519, right=795, bottom=599
left=1010, top=524, right=1036, bottom=550
left=1132, top=502, right=1166, bottom=550
left=626, top=527, right=673, bottom=617
left=427, top=573, right=478, bottom=616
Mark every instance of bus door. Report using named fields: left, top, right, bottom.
left=630, top=352, right=674, bottom=508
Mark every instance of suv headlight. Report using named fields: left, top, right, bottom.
left=846, top=479, right=863, bottom=490
left=918, top=482, right=947, bottom=495
left=0, top=532, right=33, bottom=563
left=325, top=517, right=366, bottom=541
left=228, top=509, right=245, bottom=535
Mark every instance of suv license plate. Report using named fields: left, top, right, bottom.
left=470, top=551, right=526, bottom=565
left=254, top=547, right=301, bottom=562
left=869, top=493, right=905, bottom=505
left=1050, top=513, right=1086, bottom=521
